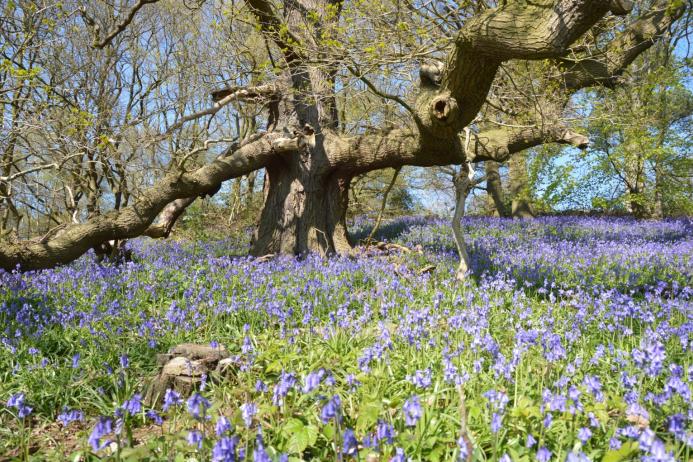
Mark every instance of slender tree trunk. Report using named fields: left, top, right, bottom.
left=508, top=151, right=534, bottom=218
left=452, top=166, right=472, bottom=280
left=653, top=163, right=664, bottom=219
left=229, top=178, right=242, bottom=222
left=245, top=170, right=257, bottom=210
left=485, top=161, right=508, bottom=217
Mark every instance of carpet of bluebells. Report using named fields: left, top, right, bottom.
left=1, top=216, right=691, bottom=461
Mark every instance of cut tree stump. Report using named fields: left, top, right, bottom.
left=145, top=343, right=231, bottom=407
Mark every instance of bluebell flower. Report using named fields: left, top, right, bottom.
left=187, top=393, right=210, bottom=420
left=7, top=392, right=25, bottom=408
left=163, top=388, right=182, bottom=411
left=240, top=402, right=257, bottom=428
left=402, top=395, right=422, bottom=427
left=321, top=395, right=341, bottom=424
left=391, top=447, right=408, bottom=462
left=146, top=410, right=163, bottom=425
left=407, top=368, right=432, bottom=389
left=375, top=420, right=396, bottom=445
left=302, top=369, right=325, bottom=394
left=272, top=371, right=296, bottom=406
left=216, top=416, right=232, bottom=436
left=57, top=408, right=84, bottom=426
left=212, top=436, right=239, bottom=462
left=583, top=375, right=604, bottom=402
left=187, top=430, right=203, bottom=449
left=122, top=393, right=142, bottom=416
left=609, top=437, right=622, bottom=450
left=88, top=417, right=113, bottom=451
left=577, top=427, right=592, bottom=444
left=536, top=446, right=551, bottom=462
left=7, top=392, right=32, bottom=418
left=457, top=435, right=470, bottom=461
left=566, top=451, right=590, bottom=462
left=342, top=428, right=358, bottom=457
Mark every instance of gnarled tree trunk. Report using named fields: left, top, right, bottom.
left=252, top=163, right=352, bottom=256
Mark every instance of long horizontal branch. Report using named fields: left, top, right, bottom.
left=467, top=125, right=589, bottom=163
left=0, top=134, right=283, bottom=271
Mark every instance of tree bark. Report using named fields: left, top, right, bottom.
left=252, top=164, right=351, bottom=256
left=485, top=161, right=508, bottom=217
left=452, top=165, right=473, bottom=280
left=509, top=151, right=534, bottom=219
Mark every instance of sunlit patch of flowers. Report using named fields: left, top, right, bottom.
left=1, top=216, right=691, bottom=461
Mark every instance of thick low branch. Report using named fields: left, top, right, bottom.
left=0, top=134, right=281, bottom=271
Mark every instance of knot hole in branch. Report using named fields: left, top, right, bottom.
left=430, top=94, right=459, bottom=125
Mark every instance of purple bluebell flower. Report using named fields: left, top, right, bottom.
left=187, top=430, right=203, bottom=449
left=376, top=420, right=396, bottom=445
left=240, top=402, right=257, bottom=428
left=583, top=375, right=604, bottom=402
left=407, top=369, right=432, bottom=389
left=536, top=446, right=551, bottom=462
left=302, top=369, right=325, bottom=393
left=212, top=436, right=239, bottom=461
left=566, top=451, right=589, bottom=462
left=256, top=380, right=268, bottom=393
left=391, top=447, right=408, bottom=462
left=186, top=393, right=210, bottom=420
left=7, top=392, right=32, bottom=418
left=609, top=437, right=622, bottom=450
left=321, top=395, right=341, bottom=424
left=342, top=428, right=358, bottom=457
left=163, top=388, right=182, bottom=411
left=146, top=410, right=163, bottom=425
left=402, top=396, right=422, bottom=427
left=57, top=408, right=84, bottom=426
left=88, top=417, right=112, bottom=451
left=577, top=427, right=592, bottom=444
left=216, top=416, right=232, bottom=436
left=457, top=435, right=470, bottom=461
left=122, top=393, right=141, bottom=416
left=272, top=372, right=296, bottom=406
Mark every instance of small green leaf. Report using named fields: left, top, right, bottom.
left=601, top=441, right=639, bottom=462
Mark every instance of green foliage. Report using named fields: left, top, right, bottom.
left=577, top=48, right=692, bottom=217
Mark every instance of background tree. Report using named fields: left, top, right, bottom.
left=578, top=46, right=692, bottom=217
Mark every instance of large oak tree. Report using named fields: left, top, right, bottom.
left=0, top=0, right=686, bottom=271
